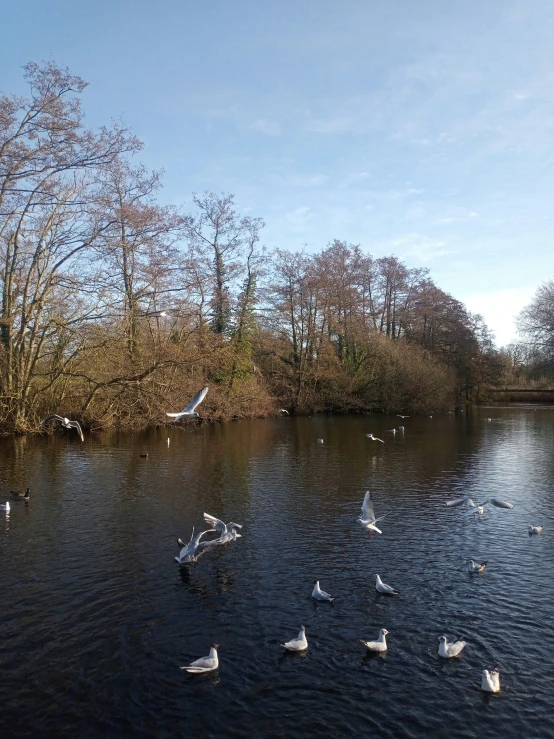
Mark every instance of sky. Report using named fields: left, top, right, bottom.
left=2, top=0, right=553, bottom=346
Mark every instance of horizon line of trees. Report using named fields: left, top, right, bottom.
left=0, top=61, right=504, bottom=433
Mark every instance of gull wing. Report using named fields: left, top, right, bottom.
left=166, top=386, right=208, bottom=417
left=41, top=414, right=65, bottom=425
left=361, top=491, right=376, bottom=521
left=445, top=496, right=470, bottom=507
left=488, top=498, right=513, bottom=509
left=67, top=420, right=84, bottom=442
left=203, top=512, right=226, bottom=533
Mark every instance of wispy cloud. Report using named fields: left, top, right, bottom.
left=250, top=118, right=282, bottom=135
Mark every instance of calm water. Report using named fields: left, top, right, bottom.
left=1, top=408, right=554, bottom=738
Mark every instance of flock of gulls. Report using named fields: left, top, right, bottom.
left=1, top=393, right=545, bottom=694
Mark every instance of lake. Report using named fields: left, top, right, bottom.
left=1, top=408, right=553, bottom=738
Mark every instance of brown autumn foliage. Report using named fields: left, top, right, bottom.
left=0, top=62, right=501, bottom=434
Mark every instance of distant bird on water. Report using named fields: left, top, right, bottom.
left=166, top=386, right=208, bottom=419
left=140, top=453, right=148, bottom=459
left=10, top=487, right=30, bottom=500
left=397, top=415, right=410, bottom=419
left=279, top=409, right=290, bottom=415
left=180, top=644, right=219, bottom=673
left=438, top=635, right=466, bottom=658
left=361, top=628, right=389, bottom=653
left=312, top=580, right=334, bottom=601
left=375, top=574, right=398, bottom=595
left=468, top=559, right=487, bottom=573
left=481, top=667, right=500, bottom=693
left=0, top=501, right=10, bottom=513
left=282, top=625, right=308, bottom=651
left=41, top=414, right=84, bottom=442
left=358, top=491, right=387, bottom=535
left=529, top=525, right=543, bottom=535
left=317, top=438, right=324, bottom=444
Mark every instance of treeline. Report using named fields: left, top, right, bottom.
left=499, top=280, right=554, bottom=386
left=0, top=62, right=501, bottom=433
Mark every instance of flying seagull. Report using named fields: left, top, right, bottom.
left=282, top=625, right=308, bottom=651
left=361, top=628, right=389, bottom=653
left=180, top=644, right=219, bottom=673
left=438, top=635, right=466, bottom=658
left=166, top=386, right=208, bottom=419
left=445, top=496, right=476, bottom=508
left=478, top=498, right=514, bottom=510
left=41, top=415, right=84, bottom=442
left=375, top=574, right=398, bottom=595
left=366, top=433, right=385, bottom=443
left=203, top=513, right=242, bottom=544
left=175, top=528, right=221, bottom=564
left=312, top=580, right=334, bottom=602
left=358, top=491, right=387, bottom=535
left=481, top=667, right=500, bottom=693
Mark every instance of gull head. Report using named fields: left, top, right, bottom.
left=380, top=629, right=389, bottom=636
left=312, top=579, right=319, bottom=584
left=212, top=643, right=219, bottom=650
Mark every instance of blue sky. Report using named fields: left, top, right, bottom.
left=3, top=0, right=553, bottom=345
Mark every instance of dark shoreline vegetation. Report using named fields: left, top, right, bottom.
left=1, top=62, right=550, bottom=436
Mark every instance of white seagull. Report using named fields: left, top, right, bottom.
left=279, top=409, right=290, bottom=415
left=0, top=501, right=10, bottom=513
left=203, top=513, right=242, bottom=544
left=282, top=625, right=308, bottom=651
left=445, top=496, right=476, bottom=508
left=375, top=574, right=398, bottom=595
left=481, top=668, right=500, bottom=693
left=358, top=491, right=387, bottom=535
left=468, top=559, right=487, bottom=573
left=317, top=438, right=324, bottom=444
left=474, top=506, right=485, bottom=515
left=529, top=525, right=543, bottom=535
left=180, top=644, right=219, bottom=673
left=361, top=628, right=389, bottom=653
left=166, top=386, right=208, bottom=419
left=478, top=498, right=514, bottom=510
left=366, top=433, right=385, bottom=443
left=438, top=635, right=466, bottom=658
left=397, top=415, right=410, bottom=419
left=175, top=528, right=221, bottom=564
left=312, top=580, right=334, bottom=602
left=41, top=414, right=84, bottom=442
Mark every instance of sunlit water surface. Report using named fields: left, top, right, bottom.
left=1, top=408, right=554, bottom=738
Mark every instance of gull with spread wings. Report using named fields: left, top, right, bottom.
left=166, top=386, right=208, bottom=419
left=175, top=527, right=221, bottom=564
left=203, top=513, right=243, bottom=544
left=41, top=414, right=84, bottom=442
left=358, top=491, right=388, bottom=536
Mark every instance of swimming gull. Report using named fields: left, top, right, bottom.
left=397, top=415, right=410, bottom=419
left=361, top=628, right=389, bottom=653
left=529, top=525, right=543, bottom=535
left=438, top=635, right=466, bottom=658
left=468, top=559, right=487, bottom=573
left=0, top=502, right=10, bottom=513
left=317, top=438, right=324, bottom=444
left=166, top=386, right=208, bottom=419
left=312, top=580, right=334, bottom=602
left=282, top=625, right=308, bottom=651
left=481, top=667, right=500, bottom=693
left=358, top=491, right=387, bottom=535
left=180, top=644, right=219, bottom=673
left=41, top=414, right=84, bottom=442
left=10, top=487, right=30, bottom=500
left=375, top=574, right=398, bottom=595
